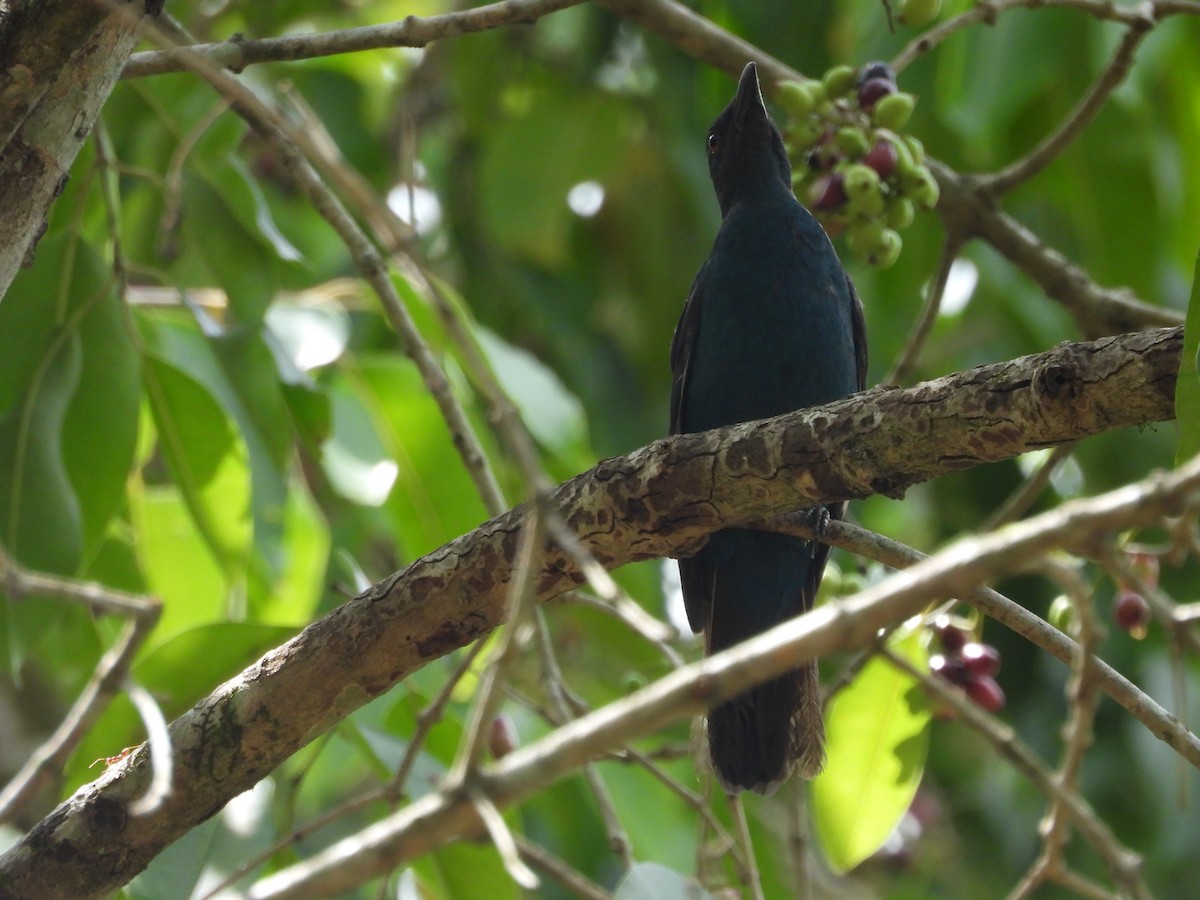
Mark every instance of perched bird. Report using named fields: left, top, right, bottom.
left=670, top=62, right=868, bottom=794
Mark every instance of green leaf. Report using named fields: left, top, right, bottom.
left=0, top=233, right=138, bottom=573
left=812, top=626, right=931, bottom=873
left=142, top=355, right=252, bottom=580
left=415, top=829, right=522, bottom=900
left=1176, top=248, right=1200, bottom=465
left=129, top=484, right=226, bottom=638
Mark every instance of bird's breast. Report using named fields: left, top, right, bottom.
left=682, top=205, right=859, bottom=432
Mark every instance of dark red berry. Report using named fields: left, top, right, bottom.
left=961, top=642, right=1001, bottom=678
left=930, top=653, right=967, bottom=686
left=933, top=615, right=968, bottom=654
left=858, top=77, right=897, bottom=109
left=488, top=714, right=518, bottom=759
left=858, top=61, right=896, bottom=86
left=809, top=173, right=848, bottom=210
left=864, top=139, right=899, bottom=179
left=965, top=676, right=1005, bottom=713
left=1113, top=590, right=1151, bottom=636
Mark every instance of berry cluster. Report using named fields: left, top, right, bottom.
left=929, top=616, right=1005, bottom=713
left=777, top=62, right=939, bottom=268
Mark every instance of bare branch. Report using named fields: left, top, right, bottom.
left=0, top=326, right=1183, bottom=898
left=122, top=0, right=590, bottom=78
left=246, top=457, right=1200, bottom=899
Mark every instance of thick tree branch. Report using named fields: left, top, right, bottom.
left=0, top=326, right=1181, bottom=898
left=249, top=454, right=1200, bottom=899
left=0, top=0, right=148, bottom=295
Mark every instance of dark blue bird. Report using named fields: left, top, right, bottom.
left=670, top=62, right=868, bottom=794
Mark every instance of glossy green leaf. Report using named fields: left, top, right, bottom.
left=347, top=358, right=494, bottom=556
left=812, top=626, right=931, bottom=873
left=1176, top=248, right=1200, bottom=465
left=0, top=234, right=139, bottom=573
left=142, top=355, right=252, bottom=581
left=415, top=827, right=522, bottom=900
left=129, top=483, right=226, bottom=638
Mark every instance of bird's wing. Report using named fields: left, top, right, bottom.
left=669, top=265, right=713, bottom=633
left=847, top=272, right=869, bottom=392
left=669, top=263, right=707, bottom=436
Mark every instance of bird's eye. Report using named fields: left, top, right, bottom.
left=707, top=133, right=719, bottom=155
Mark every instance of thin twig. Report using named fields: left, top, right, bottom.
left=0, top=547, right=161, bottom=823
left=884, top=232, right=964, bottom=386
left=514, top=835, right=613, bottom=900
left=981, top=443, right=1079, bottom=531
left=892, top=0, right=1168, bottom=73
left=1011, top=560, right=1103, bottom=898
left=728, top=795, right=765, bottom=900
left=470, top=787, right=540, bottom=889
left=758, top=513, right=1200, bottom=768
left=123, top=0, right=591, bottom=78
left=882, top=647, right=1148, bottom=899
left=533, top=612, right=633, bottom=866
left=984, top=18, right=1153, bottom=195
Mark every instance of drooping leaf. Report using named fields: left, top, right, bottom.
left=812, top=625, right=931, bottom=873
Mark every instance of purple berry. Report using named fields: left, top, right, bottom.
left=965, top=676, right=1005, bottom=713
left=961, top=643, right=1001, bottom=678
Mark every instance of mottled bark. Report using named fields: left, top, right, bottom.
left=0, top=1, right=146, bottom=295
left=0, top=325, right=1180, bottom=899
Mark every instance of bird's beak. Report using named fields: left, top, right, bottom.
left=732, top=62, right=768, bottom=124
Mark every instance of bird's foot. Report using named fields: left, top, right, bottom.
left=802, top=506, right=831, bottom=540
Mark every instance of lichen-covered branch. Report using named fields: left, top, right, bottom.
left=0, top=325, right=1180, bottom=899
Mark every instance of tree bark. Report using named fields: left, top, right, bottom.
left=0, top=0, right=146, bottom=294
left=0, top=324, right=1181, bottom=899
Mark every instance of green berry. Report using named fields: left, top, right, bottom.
left=776, top=80, right=818, bottom=117
left=843, top=163, right=881, bottom=201
left=823, top=65, right=858, bottom=99
left=872, top=91, right=915, bottom=130
left=903, top=134, right=926, bottom=164
left=908, top=167, right=940, bottom=210
left=1048, top=595, right=1075, bottom=633
left=887, top=196, right=914, bottom=229
left=846, top=219, right=884, bottom=260
left=835, top=126, right=870, bottom=158
left=785, top=119, right=825, bottom=151
left=898, top=0, right=943, bottom=26
left=869, top=228, right=902, bottom=267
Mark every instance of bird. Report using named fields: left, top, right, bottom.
left=669, top=62, right=868, bottom=794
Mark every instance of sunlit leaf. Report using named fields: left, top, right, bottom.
left=812, top=625, right=930, bottom=873
left=1176, top=248, right=1200, bottom=465
left=142, top=355, right=252, bottom=581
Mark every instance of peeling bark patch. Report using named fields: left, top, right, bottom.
left=86, top=797, right=127, bottom=836
left=416, top=612, right=489, bottom=659
left=724, top=434, right=773, bottom=478
left=1035, top=361, right=1081, bottom=400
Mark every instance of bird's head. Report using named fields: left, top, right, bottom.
left=706, top=62, right=793, bottom=217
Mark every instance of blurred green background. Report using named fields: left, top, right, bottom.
left=1, top=0, right=1198, bottom=897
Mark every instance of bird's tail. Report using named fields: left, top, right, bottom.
left=699, top=528, right=828, bottom=794
left=706, top=656, right=825, bottom=794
